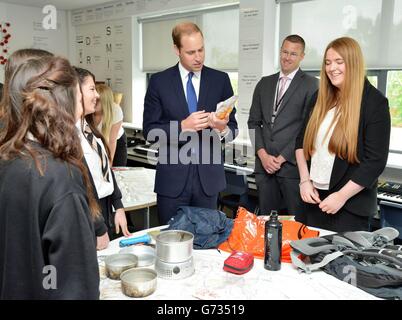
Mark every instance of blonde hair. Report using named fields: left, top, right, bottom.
left=303, top=37, right=365, bottom=164
left=113, top=92, right=123, bottom=105
left=95, top=83, right=114, bottom=143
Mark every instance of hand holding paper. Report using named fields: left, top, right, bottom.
left=208, top=111, right=228, bottom=132
left=215, top=95, right=238, bottom=120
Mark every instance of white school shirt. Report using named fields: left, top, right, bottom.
left=310, top=107, right=339, bottom=190
left=178, top=62, right=201, bottom=101
left=76, top=120, right=114, bottom=199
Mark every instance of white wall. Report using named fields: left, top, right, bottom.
left=68, top=0, right=239, bottom=129
left=73, top=18, right=134, bottom=122
left=0, top=2, right=69, bottom=83
left=1, top=0, right=280, bottom=137
left=236, top=0, right=278, bottom=145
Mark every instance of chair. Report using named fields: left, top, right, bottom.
left=218, top=170, right=250, bottom=218
left=379, top=200, right=402, bottom=241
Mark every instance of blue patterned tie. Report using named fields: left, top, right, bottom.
left=186, top=72, right=197, bottom=114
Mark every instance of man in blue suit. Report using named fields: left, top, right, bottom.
left=143, top=22, right=238, bottom=224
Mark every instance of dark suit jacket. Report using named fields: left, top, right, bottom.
left=248, top=69, right=318, bottom=178
left=296, top=79, right=391, bottom=217
left=143, top=64, right=238, bottom=197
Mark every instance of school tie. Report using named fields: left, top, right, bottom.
left=84, top=123, right=110, bottom=182
left=186, top=72, right=198, bottom=114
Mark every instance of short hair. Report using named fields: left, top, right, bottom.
left=282, top=34, right=306, bottom=53
left=172, top=22, right=203, bottom=49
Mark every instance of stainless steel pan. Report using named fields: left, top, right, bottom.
left=120, top=268, right=157, bottom=298
left=155, top=230, right=194, bottom=263
left=104, top=253, right=138, bottom=280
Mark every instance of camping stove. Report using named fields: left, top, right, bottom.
left=155, top=256, right=194, bottom=280
left=155, top=230, right=195, bottom=280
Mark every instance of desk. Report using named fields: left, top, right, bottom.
left=97, top=227, right=378, bottom=300
left=127, top=146, right=257, bottom=189
left=113, top=167, right=156, bottom=229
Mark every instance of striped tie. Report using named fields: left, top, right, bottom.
left=84, top=123, right=110, bottom=182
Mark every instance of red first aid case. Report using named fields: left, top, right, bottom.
left=223, top=251, right=254, bottom=275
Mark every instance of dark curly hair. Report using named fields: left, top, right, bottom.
left=74, top=66, right=111, bottom=159
left=0, top=56, right=100, bottom=218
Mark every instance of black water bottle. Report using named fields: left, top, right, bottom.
left=264, top=210, right=282, bottom=271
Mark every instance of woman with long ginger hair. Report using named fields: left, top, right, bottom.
left=295, top=37, right=391, bottom=232
left=0, top=55, right=100, bottom=299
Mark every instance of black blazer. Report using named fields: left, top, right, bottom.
left=296, top=79, right=391, bottom=217
left=0, top=145, right=100, bottom=299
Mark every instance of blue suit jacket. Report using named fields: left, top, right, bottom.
left=143, top=64, right=238, bottom=197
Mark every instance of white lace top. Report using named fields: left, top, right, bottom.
left=310, top=107, right=339, bottom=190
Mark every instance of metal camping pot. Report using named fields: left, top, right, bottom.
left=155, top=230, right=194, bottom=263
left=120, top=268, right=157, bottom=298
left=104, top=253, right=138, bottom=280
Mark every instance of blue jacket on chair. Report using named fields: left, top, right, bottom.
left=167, top=206, right=234, bottom=249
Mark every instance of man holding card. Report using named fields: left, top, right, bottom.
left=143, top=22, right=238, bottom=224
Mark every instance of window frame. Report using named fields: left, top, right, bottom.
left=139, top=4, right=239, bottom=73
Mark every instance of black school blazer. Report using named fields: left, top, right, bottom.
left=296, top=79, right=391, bottom=217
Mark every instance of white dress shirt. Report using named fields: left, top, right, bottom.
left=275, top=68, right=299, bottom=108
left=76, top=120, right=114, bottom=199
left=310, top=107, right=339, bottom=190
left=178, top=62, right=201, bottom=101
left=178, top=62, right=230, bottom=139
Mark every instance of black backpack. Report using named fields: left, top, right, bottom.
left=290, top=227, right=402, bottom=300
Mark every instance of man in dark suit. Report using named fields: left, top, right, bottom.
left=248, top=35, right=318, bottom=221
left=143, top=22, right=238, bottom=224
